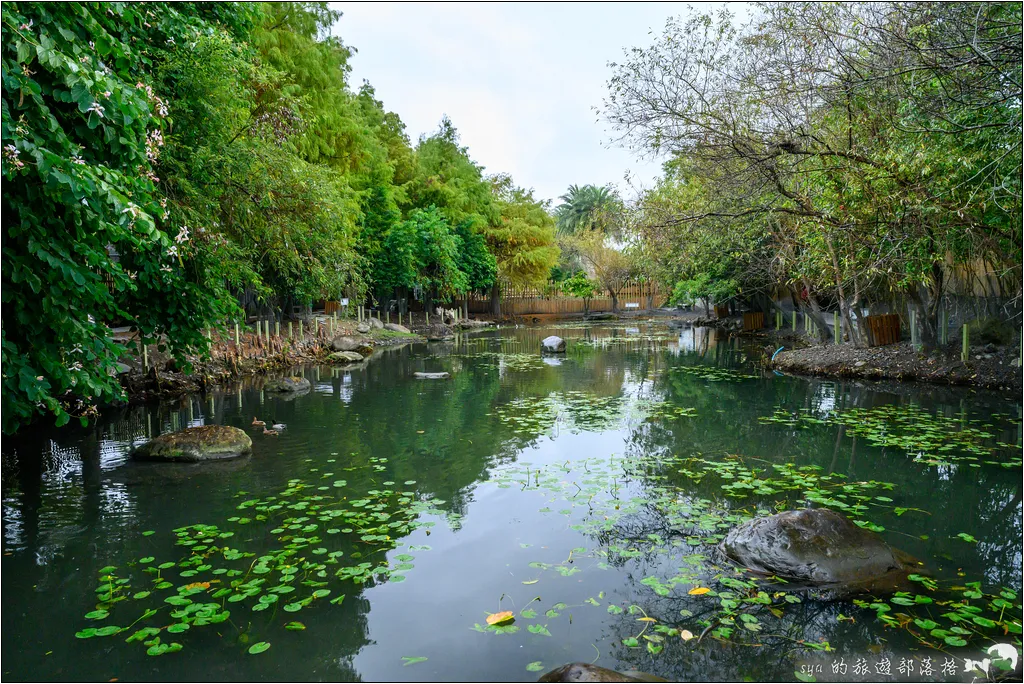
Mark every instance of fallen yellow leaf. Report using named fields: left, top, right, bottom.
left=688, top=587, right=711, bottom=596
left=680, top=629, right=695, bottom=641
left=486, top=611, right=515, bottom=626
left=184, top=582, right=211, bottom=590
left=636, top=617, right=657, bottom=622
left=522, top=579, right=539, bottom=585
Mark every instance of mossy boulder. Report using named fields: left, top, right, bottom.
left=133, top=425, right=252, bottom=463
left=264, top=376, right=311, bottom=393
left=719, top=508, right=919, bottom=599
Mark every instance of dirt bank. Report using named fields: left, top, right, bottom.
left=116, top=318, right=426, bottom=403
left=769, top=340, right=1022, bottom=393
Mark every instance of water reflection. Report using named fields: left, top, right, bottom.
left=1, top=322, right=1020, bottom=682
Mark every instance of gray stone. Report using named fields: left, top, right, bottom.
left=331, top=336, right=364, bottom=352
left=356, top=323, right=370, bottom=334
left=537, top=663, right=665, bottom=683
left=368, top=316, right=384, bottom=330
left=264, top=376, right=312, bottom=393
left=384, top=323, right=411, bottom=334
left=115, top=362, right=132, bottom=375
left=854, top=360, right=867, bottom=367
left=541, top=335, right=566, bottom=353
left=426, top=323, right=454, bottom=341
left=719, top=508, right=918, bottom=599
left=414, top=372, right=450, bottom=379
left=329, top=351, right=363, bottom=363
left=133, top=425, right=252, bottom=463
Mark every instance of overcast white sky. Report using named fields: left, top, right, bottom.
left=330, top=2, right=700, bottom=205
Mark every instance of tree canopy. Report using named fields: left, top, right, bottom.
left=0, top=2, right=559, bottom=432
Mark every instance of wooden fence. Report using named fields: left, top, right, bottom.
left=467, top=281, right=668, bottom=316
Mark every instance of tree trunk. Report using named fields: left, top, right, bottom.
left=610, top=290, right=619, bottom=313
left=490, top=282, right=501, bottom=316
left=798, top=278, right=831, bottom=344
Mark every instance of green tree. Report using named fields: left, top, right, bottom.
left=485, top=174, right=560, bottom=315
left=561, top=272, right=600, bottom=315
left=1, top=2, right=255, bottom=432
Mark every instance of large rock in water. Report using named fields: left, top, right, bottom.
left=133, top=425, right=252, bottom=463
left=331, top=336, right=363, bottom=352
left=718, top=508, right=918, bottom=599
left=426, top=323, right=454, bottom=340
left=264, top=376, right=311, bottom=393
left=541, top=335, right=566, bottom=352
left=329, top=351, right=363, bottom=363
left=537, top=664, right=665, bottom=683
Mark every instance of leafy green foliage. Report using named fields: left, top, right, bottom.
left=1, top=2, right=247, bottom=432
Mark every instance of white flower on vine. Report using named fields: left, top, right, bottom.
left=167, top=245, right=179, bottom=257
left=85, top=102, right=105, bottom=118
left=175, top=226, right=190, bottom=243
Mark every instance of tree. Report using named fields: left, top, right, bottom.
left=1, top=2, right=256, bottom=432
left=484, top=174, right=560, bottom=315
left=561, top=229, right=634, bottom=313
left=561, top=272, right=600, bottom=315
left=554, top=184, right=622, bottom=237
left=603, top=3, right=1022, bottom=346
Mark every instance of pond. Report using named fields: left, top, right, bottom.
left=2, top=322, right=1021, bottom=682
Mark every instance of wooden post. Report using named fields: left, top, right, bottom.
left=142, top=343, right=148, bottom=371
left=298, top=320, right=303, bottom=339
left=234, top=323, right=240, bottom=348
left=962, top=323, right=969, bottom=362
left=386, top=310, right=390, bottom=325
left=834, top=311, right=840, bottom=344
left=910, top=310, right=919, bottom=350
left=275, top=321, right=280, bottom=338
left=426, top=311, right=429, bottom=325
left=792, top=311, right=797, bottom=331
left=256, top=320, right=261, bottom=340
left=288, top=321, right=293, bottom=339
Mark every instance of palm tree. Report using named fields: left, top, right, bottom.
left=554, top=184, right=621, bottom=236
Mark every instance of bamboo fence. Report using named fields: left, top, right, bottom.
left=467, top=281, right=667, bottom=316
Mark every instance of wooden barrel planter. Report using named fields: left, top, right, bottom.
left=866, top=314, right=901, bottom=347
left=742, top=312, right=765, bottom=331
left=714, top=305, right=730, bottom=318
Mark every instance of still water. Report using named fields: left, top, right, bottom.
left=2, top=323, right=1021, bottom=682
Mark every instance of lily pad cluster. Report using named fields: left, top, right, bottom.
left=75, top=476, right=444, bottom=656
left=759, top=404, right=1022, bottom=468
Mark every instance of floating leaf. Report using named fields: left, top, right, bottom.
left=402, top=656, right=428, bottom=666
left=486, top=611, right=515, bottom=626
left=526, top=662, right=545, bottom=672
left=248, top=642, right=271, bottom=654
left=688, top=587, right=711, bottom=596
